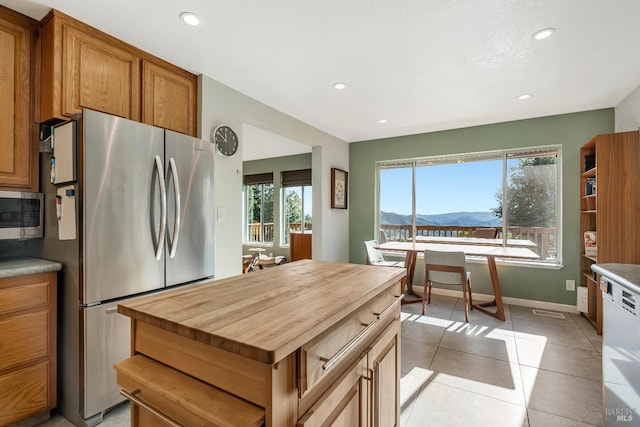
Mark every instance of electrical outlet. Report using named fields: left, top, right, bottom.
left=566, top=279, right=576, bottom=291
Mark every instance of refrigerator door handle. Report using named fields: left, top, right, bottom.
left=168, top=157, right=181, bottom=258
left=154, top=155, right=167, bottom=261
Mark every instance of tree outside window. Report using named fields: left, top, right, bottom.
left=282, top=185, right=312, bottom=244
left=281, top=169, right=312, bottom=245
left=244, top=173, right=274, bottom=243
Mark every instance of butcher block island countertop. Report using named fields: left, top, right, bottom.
left=115, top=260, right=406, bottom=426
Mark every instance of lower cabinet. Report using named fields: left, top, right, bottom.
left=369, top=320, right=400, bottom=427
left=298, top=319, right=400, bottom=427
left=290, top=232, right=312, bottom=261
left=297, top=355, right=369, bottom=427
left=0, top=272, right=57, bottom=426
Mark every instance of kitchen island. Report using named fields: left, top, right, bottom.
left=115, top=260, right=405, bottom=426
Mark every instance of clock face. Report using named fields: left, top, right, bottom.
left=212, top=125, right=238, bottom=156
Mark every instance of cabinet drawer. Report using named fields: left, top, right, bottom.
left=0, top=276, right=51, bottom=315
left=0, top=310, right=49, bottom=371
left=299, top=288, right=401, bottom=402
left=116, top=355, right=264, bottom=427
left=0, top=361, right=49, bottom=426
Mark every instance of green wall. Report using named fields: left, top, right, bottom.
left=243, top=153, right=312, bottom=259
left=349, top=109, right=614, bottom=305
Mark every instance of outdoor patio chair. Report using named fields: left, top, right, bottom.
left=474, top=227, right=497, bottom=238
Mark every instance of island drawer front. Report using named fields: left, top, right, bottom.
left=115, top=354, right=265, bottom=427
left=298, top=287, right=401, bottom=405
left=133, top=321, right=269, bottom=407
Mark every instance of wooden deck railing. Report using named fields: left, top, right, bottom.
left=247, top=222, right=311, bottom=242
left=380, top=224, right=557, bottom=260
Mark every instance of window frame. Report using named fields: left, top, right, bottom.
left=280, top=169, right=312, bottom=247
left=243, top=178, right=275, bottom=246
left=375, top=145, right=563, bottom=267
left=280, top=184, right=312, bottom=246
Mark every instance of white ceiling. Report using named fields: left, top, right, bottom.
left=5, top=0, right=640, bottom=154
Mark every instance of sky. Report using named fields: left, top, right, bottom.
left=379, top=160, right=503, bottom=215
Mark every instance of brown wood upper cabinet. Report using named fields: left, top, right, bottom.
left=142, top=61, right=197, bottom=136
left=40, top=10, right=197, bottom=136
left=0, top=6, right=38, bottom=190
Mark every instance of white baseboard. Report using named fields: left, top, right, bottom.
left=428, top=287, right=579, bottom=313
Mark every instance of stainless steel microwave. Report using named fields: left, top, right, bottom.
left=0, top=191, right=44, bottom=239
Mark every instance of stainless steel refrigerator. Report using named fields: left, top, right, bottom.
left=35, top=109, right=215, bottom=426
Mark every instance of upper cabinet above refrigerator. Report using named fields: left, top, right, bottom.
left=39, top=9, right=197, bottom=137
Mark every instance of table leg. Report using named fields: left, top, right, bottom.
left=401, top=251, right=421, bottom=304
left=471, top=256, right=506, bottom=321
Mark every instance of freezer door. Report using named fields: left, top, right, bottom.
left=83, top=109, right=166, bottom=303
left=82, top=301, right=130, bottom=419
left=165, top=130, right=215, bottom=286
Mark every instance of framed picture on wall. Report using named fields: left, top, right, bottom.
left=331, top=168, right=348, bottom=209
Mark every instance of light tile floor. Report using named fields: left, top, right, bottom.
left=39, top=295, right=603, bottom=427
left=401, top=295, right=603, bottom=427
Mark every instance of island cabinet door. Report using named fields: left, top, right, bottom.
left=368, top=320, right=400, bottom=427
left=297, top=355, right=368, bottom=427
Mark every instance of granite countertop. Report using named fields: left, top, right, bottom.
left=118, top=259, right=405, bottom=364
left=592, top=263, right=640, bottom=295
left=0, top=257, right=62, bottom=278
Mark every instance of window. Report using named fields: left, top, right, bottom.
left=281, top=169, right=312, bottom=245
left=377, top=146, right=560, bottom=264
left=244, top=173, right=274, bottom=243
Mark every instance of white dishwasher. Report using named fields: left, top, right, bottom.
left=592, top=263, right=640, bottom=426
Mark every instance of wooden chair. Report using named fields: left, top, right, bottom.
left=423, top=249, right=473, bottom=322
left=474, top=228, right=497, bottom=238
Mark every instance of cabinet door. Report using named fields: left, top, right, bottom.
left=0, top=361, right=49, bottom=426
left=63, top=24, right=140, bottom=119
left=298, top=355, right=368, bottom=427
left=0, top=11, right=33, bottom=189
left=142, top=61, right=196, bottom=136
left=290, top=232, right=312, bottom=262
left=369, top=320, right=400, bottom=427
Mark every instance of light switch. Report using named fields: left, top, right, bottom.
left=217, top=207, right=225, bottom=222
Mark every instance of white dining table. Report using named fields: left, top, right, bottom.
left=377, top=241, right=540, bottom=321
left=414, top=235, right=538, bottom=248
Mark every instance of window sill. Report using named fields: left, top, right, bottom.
left=380, top=250, right=564, bottom=270
left=467, top=257, right=564, bottom=270
left=242, top=242, right=274, bottom=248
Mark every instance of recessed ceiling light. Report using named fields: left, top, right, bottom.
left=518, top=94, right=531, bottom=100
left=333, top=82, right=346, bottom=90
left=378, top=119, right=387, bottom=124
left=180, top=12, right=200, bottom=26
left=532, top=27, right=555, bottom=40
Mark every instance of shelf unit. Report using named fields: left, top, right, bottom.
left=579, top=131, right=640, bottom=334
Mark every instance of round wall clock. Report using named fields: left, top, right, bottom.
left=211, top=125, right=239, bottom=156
